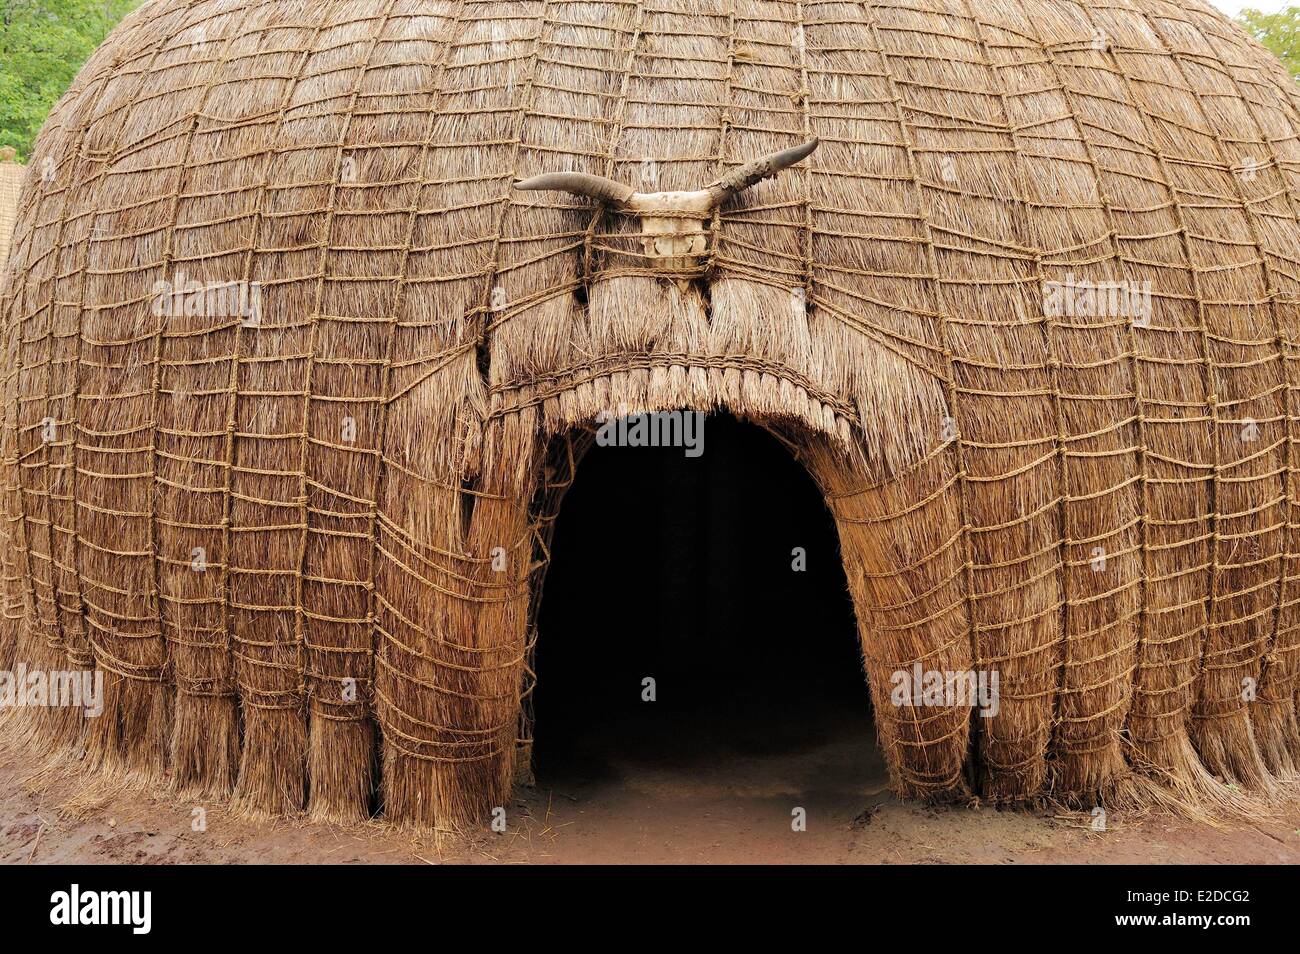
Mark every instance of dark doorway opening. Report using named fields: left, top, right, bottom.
left=532, top=414, right=882, bottom=819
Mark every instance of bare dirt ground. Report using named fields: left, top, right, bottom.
left=3, top=705, right=1298, bottom=865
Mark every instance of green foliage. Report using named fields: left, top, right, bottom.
left=0, top=0, right=144, bottom=159
left=1239, top=6, right=1300, bottom=79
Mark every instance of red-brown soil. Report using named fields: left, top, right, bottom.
left=3, top=706, right=1296, bottom=865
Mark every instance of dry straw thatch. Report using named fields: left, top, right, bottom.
left=2, top=0, right=1300, bottom=829
left=0, top=150, right=23, bottom=283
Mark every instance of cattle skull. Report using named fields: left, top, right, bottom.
left=514, top=139, right=819, bottom=283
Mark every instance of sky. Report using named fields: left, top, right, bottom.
left=1210, top=0, right=1288, bottom=16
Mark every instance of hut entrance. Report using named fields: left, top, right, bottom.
left=528, top=414, right=885, bottom=823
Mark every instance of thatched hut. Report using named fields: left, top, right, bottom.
left=2, top=0, right=1300, bottom=829
left=0, top=149, right=23, bottom=280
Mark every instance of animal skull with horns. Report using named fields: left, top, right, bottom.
left=514, top=139, right=819, bottom=285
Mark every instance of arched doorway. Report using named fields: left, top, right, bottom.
left=527, top=414, right=886, bottom=833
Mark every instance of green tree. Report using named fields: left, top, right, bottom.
left=1239, top=6, right=1300, bottom=79
left=0, top=0, right=143, bottom=159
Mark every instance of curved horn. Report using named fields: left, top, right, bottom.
left=705, top=138, right=819, bottom=206
left=513, top=171, right=635, bottom=208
